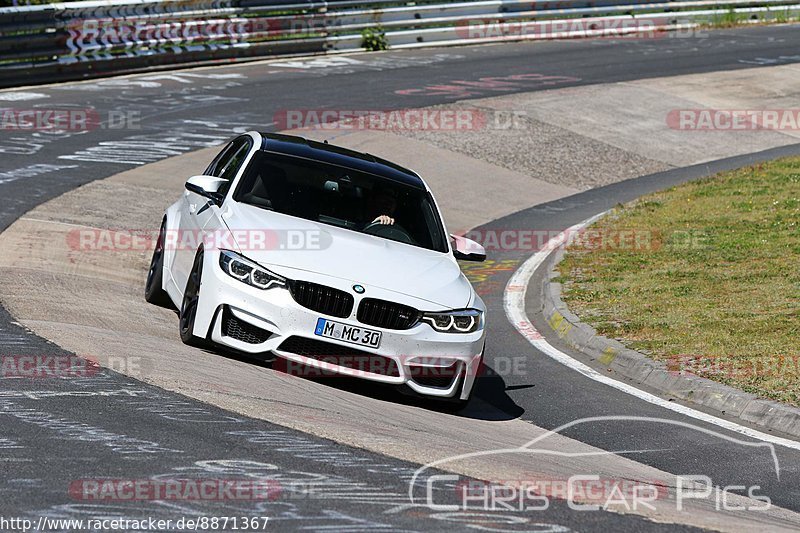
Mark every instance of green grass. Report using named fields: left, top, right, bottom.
left=712, top=8, right=748, bottom=27
left=558, top=157, right=800, bottom=406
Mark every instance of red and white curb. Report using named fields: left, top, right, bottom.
left=504, top=214, right=800, bottom=451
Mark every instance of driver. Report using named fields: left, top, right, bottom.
left=365, top=188, right=398, bottom=226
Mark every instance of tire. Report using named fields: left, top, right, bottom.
left=144, top=220, right=173, bottom=308
left=179, top=250, right=208, bottom=348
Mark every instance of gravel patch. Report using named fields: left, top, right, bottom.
left=397, top=104, right=671, bottom=191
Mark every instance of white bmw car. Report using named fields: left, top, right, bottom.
left=145, top=132, right=487, bottom=408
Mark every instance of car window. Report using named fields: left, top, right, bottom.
left=204, top=141, right=236, bottom=177
left=219, top=142, right=250, bottom=182
left=205, top=137, right=252, bottom=196
left=234, top=151, right=448, bottom=253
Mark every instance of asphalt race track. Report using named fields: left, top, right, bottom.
left=1, top=24, right=800, bottom=531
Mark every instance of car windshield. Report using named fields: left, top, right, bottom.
left=233, top=150, right=448, bottom=253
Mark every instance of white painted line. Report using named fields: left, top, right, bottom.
left=18, top=217, right=103, bottom=230
left=504, top=214, right=800, bottom=451
left=0, top=91, right=49, bottom=101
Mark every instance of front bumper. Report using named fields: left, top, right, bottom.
left=192, top=251, right=485, bottom=400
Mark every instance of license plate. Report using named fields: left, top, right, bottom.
left=314, top=318, right=381, bottom=349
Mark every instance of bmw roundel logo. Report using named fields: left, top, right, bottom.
left=353, top=284, right=365, bottom=294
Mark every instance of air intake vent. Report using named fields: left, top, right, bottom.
left=278, top=336, right=400, bottom=377
left=409, top=362, right=460, bottom=389
left=222, top=307, right=272, bottom=344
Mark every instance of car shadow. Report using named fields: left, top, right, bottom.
left=202, top=345, right=525, bottom=421
left=471, top=365, right=527, bottom=420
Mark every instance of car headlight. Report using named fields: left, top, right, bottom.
left=421, top=309, right=483, bottom=333
left=219, top=250, right=287, bottom=290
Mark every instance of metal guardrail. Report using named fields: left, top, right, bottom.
left=1, top=0, right=799, bottom=87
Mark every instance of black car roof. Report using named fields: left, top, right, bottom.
left=258, top=132, right=425, bottom=190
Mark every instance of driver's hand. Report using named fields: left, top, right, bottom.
left=372, top=215, right=395, bottom=225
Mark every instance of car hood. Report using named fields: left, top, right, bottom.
left=222, top=202, right=472, bottom=309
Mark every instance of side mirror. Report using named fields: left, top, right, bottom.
left=185, top=175, right=227, bottom=205
left=451, top=234, right=486, bottom=262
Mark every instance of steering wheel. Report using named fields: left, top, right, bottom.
left=362, top=221, right=415, bottom=244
